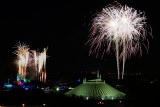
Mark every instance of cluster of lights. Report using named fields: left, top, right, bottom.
left=98, top=101, right=105, bottom=105
left=21, top=103, right=46, bottom=107
left=0, top=104, right=46, bottom=107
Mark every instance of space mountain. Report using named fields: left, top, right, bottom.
left=65, top=71, right=125, bottom=100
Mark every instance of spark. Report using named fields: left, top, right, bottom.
left=13, top=42, right=48, bottom=83
left=87, top=1, right=152, bottom=79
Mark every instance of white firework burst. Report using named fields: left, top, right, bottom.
left=88, top=1, right=151, bottom=79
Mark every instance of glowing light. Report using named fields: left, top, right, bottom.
left=56, top=87, right=60, bottom=91
left=111, top=97, right=114, bottom=100
left=22, top=103, right=25, bottom=107
left=13, top=42, right=30, bottom=79
left=13, top=42, right=48, bottom=83
left=87, top=1, right=152, bottom=79
left=86, top=97, right=89, bottom=100
left=98, top=101, right=104, bottom=104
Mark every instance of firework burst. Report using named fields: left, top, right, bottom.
left=13, top=42, right=48, bottom=83
left=87, top=1, right=151, bottom=79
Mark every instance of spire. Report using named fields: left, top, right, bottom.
left=83, top=77, right=86, bottom=83
left=8, top=79, right=10, bottom=84
left=97, top=70, right=99, bottom=79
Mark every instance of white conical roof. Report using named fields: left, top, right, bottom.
left=65, top=78, right=125, bottom=100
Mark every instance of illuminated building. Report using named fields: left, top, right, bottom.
left=65, top=71, right=125, bottom=100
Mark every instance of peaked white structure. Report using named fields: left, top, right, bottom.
left=65, top=71, right=125, bottom=100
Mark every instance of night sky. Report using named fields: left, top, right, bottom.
left=0, top=0, right=159, bottom=81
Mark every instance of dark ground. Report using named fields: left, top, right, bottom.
left=0, top=75, right=160, bottom=107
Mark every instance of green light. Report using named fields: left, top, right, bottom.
left=4, top=84, right=12, bottom=88
left=65, top=81, right=125, bottom=100
left=23, top=78, right=31, bottom=83
left=24, top=78, right=27, bottom=83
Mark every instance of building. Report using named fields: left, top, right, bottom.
left=65, top=71, right=125, bottom=100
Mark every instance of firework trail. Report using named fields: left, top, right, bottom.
left=36, top=48, right=48, bottom=83
left=13, top=42, right=48, bottom=82
left=43, top=48, right=47, bottom=71
left=13, top=42, right=30, bottom=78
left=33, top=50, right=38, bottom=77
left=87, top=1, right=151, bottom=79
left=42, top=48, right=47, bottom=83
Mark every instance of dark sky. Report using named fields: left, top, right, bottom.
left=0, top=0, right=159, bottom=81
